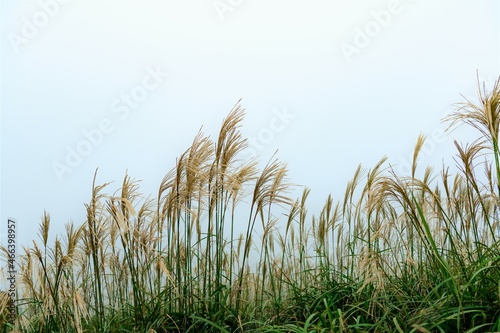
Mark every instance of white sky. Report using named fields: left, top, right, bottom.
left=1, top=0, right=499, bottom=248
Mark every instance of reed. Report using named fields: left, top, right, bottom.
left=1, top=77, right=499, bottom=332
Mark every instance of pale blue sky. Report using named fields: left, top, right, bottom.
left=1, top=0, right=499, bottom=248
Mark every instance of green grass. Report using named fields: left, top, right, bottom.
left=2, top=78, right=500, bottom=332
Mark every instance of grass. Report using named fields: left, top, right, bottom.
left=1, top=77, right=500, bottom=332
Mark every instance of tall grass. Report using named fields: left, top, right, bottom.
left=1, top=78, right=500, bottom=332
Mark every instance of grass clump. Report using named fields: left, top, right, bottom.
left=1, top=78, right=500, bottom=332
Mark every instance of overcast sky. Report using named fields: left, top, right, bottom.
left=1, top=0, right=499, bottom=248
